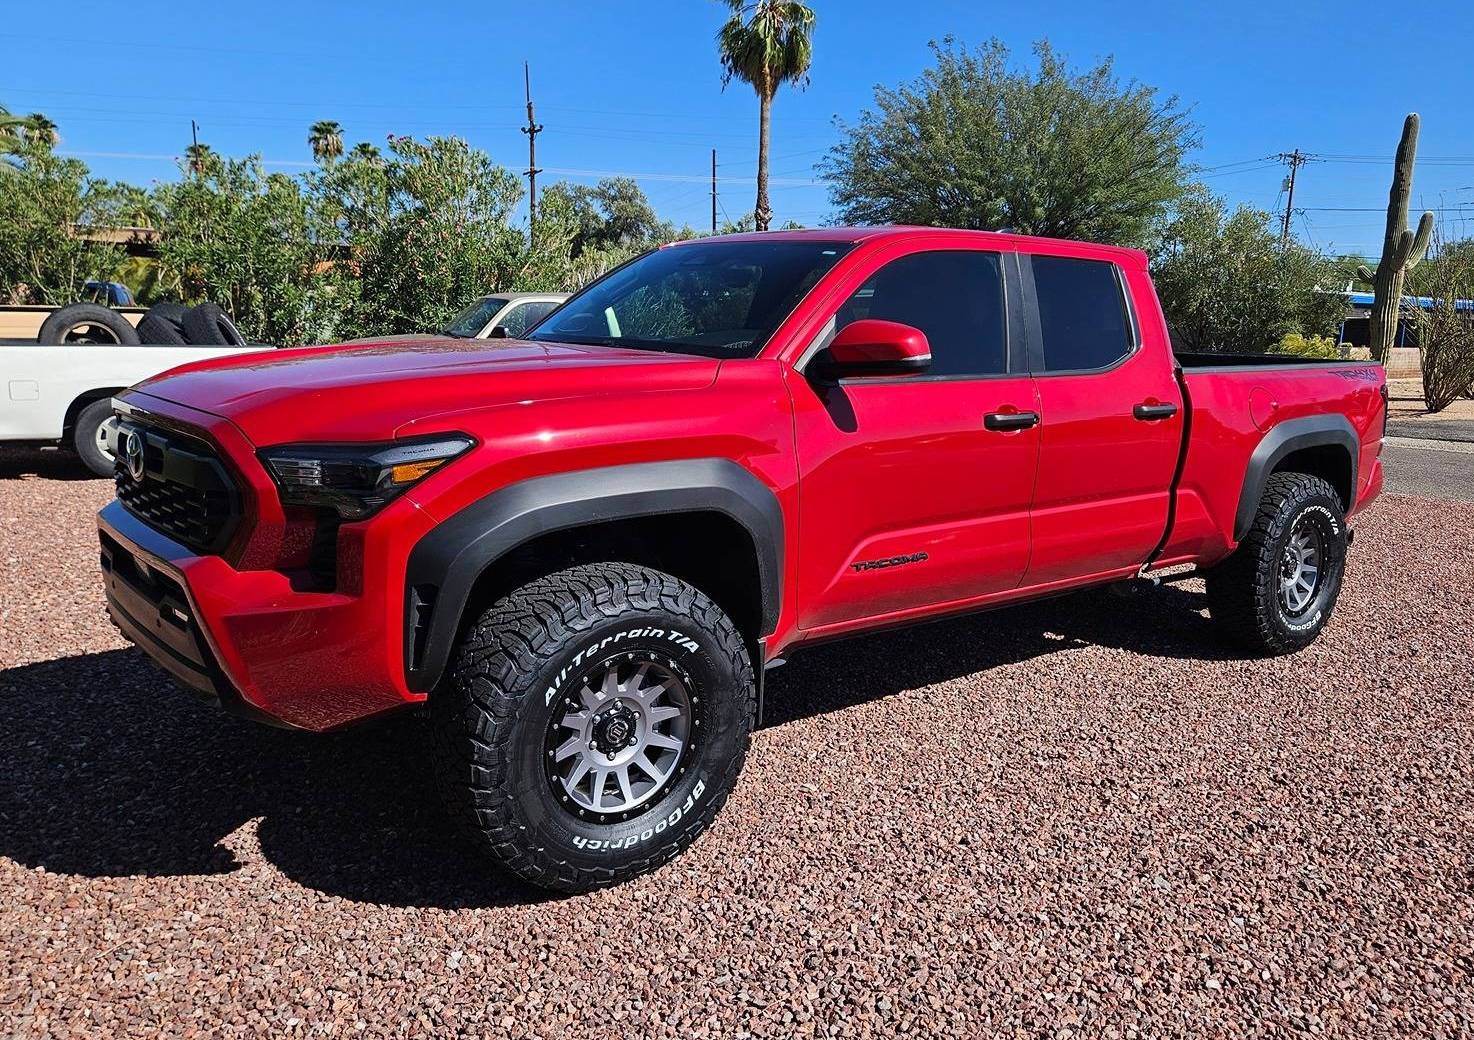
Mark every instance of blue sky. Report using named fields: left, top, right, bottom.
left=3, top=0, right=1471, bottom=257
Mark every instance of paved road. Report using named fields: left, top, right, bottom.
left=1383, top=437, right=1474, bottom=502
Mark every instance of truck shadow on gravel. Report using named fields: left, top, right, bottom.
left=0, top=446, right=106, bottom=481
left=0, top=582, right=1227, bottom=908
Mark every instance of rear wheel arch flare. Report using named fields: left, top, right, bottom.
left=1235, top=415, right=1358, bottom=542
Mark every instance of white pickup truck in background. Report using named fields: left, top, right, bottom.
left=2, top=343, right=266, bottom=475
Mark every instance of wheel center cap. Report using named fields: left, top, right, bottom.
left=590, top=703, right=638, bottom=755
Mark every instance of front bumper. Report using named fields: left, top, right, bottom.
left=99, top=500, right=426, bottom=732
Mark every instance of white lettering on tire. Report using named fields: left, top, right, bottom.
left=571, top=780, right=707, bottom=851
left=544, top=628, right=703, bottom=704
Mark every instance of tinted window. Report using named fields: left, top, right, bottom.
left=529, top=241, right=850, bottom=358
left=833, top=250, right=1006, bottom=377
left=1030, top=256, right=1132, bottom=372
left=497, top=299, right=560, bottom=337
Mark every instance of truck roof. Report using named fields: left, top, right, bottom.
left=675, top=225, right=1150, bottom=268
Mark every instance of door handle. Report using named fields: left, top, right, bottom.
left=1132, top=402, right=1179, bottom=421
left=983, top=410, right=1040, bottom=432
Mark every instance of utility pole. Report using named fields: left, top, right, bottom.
left=711, top=149, right=718, bottom=234
left=1276, top=150, right=1310, bottom=248
left=521, top=61, right=544, bottom=240
left=190, top=119, right=201, bottom=179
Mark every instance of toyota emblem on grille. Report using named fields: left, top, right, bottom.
left=121, top=429, right=145, bottom=482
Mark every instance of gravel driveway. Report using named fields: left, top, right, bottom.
left=3, top=448, right=1472, bottom=1038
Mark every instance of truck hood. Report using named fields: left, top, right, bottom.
left=131, top=336, right=720, bottom=444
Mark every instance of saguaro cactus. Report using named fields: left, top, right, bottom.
left=1357, top=114, right=1435, bottom=363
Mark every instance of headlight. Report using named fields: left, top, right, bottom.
left=259, top=435, right=474, bottom=519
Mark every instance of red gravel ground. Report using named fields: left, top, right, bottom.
left=2, top=447, right=1472, bottom=1038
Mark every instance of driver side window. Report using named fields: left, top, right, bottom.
left=834, top=250, right=1007, bottom=377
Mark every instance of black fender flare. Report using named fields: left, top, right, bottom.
left=1234, top=414, right=1359, bottom=542
left=403, top=458, right=785, bottom=693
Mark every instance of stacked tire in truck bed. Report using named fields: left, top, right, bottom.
left=36, top=301, right=247, bottom=347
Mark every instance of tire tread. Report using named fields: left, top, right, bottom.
left=430, top=562, right=755, bottom=893
left=1205, top=472, right=1344, bottom=655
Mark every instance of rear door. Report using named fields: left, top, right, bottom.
left=1019, top=251, right=1183, bottom=586
left=789, top=244, right=1040, bottom=631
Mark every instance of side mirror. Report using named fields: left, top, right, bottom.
left=814, top=319, right=931, bottom=379
left=487, top=324, right=510, bottom=339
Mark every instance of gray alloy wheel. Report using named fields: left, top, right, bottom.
left=545, top=653, right=695, bottom=818
left=1278, top=516, right=1324, bottom=617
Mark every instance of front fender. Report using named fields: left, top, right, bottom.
left=402, top=458, right=784, bottom=692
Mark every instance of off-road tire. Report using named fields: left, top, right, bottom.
left=181, top=302, right=246, bottom=346
left=431, top=562, right=756, bottom=893
left=1205, top=472, right=1348, bottom=655
left=36, top=303, right=140, bottom=346
left=71, top=398, right=118, bottom=477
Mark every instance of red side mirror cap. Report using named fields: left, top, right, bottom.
left=822, top=319, right=931, bottom=377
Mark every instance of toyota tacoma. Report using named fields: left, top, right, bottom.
left=97, top=227, right=1387, bottom=891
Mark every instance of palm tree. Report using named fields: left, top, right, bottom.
left=716, top=0, right=815, bottom=231
left=348, top=141, right=382, bottom=163
left=309, top=120, right=345, bottom=164
left=0, top=105, right=25, bottom=170
left=184, top=141, right=215, bottom=178
left=24, top=113, right=58, bottom=146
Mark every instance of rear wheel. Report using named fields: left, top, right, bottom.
left=431, top=562, right=755, bottom=892
left=1205, top=472, right=1348, bottom=655
left=71, top=398, right=118, bottom=477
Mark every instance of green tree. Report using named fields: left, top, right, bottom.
left=543, top=177, right=675, bottom=257
left=716, top=0, right=815, bottom=231
left=342, top=135, right=526, bottom=335
left=0, top=139, right=125, bottom=304
left=824, top=38, right=1196, bottom=246
left=154, top=154, right=340, bottom=344
left=1150, top=188, right=1345, bottom=353
left=309, top=120, right=345, bottom=164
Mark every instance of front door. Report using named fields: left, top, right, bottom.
left=789, top=246, right=1041, bottom=632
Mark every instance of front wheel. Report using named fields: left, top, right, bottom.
left=1205, top=472, right=1349, bottom=655
left=431, top=562, right=756, bottom=892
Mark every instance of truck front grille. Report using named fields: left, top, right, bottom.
left=114, top=420, right=240, bottom=555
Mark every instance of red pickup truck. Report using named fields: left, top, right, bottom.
left=97, top=227, right=1386, bottom=891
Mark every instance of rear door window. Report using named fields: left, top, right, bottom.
left=1030, top=256, right=1133, bottom=373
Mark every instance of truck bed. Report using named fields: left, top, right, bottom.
left=1158, top=358, right=1386, bottom=566
left=1175, top=351, right=1369, bottom=371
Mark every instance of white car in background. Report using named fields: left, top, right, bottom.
left=445, top=292, right=567, bottom=338
left=342, top=293, right=569, bottom=345
left=1, top=342, right=266, bottom=476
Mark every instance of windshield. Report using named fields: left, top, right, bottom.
left=443, top=296, right=509, bottom=338
left=526, top=240, right=852, bottom=358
